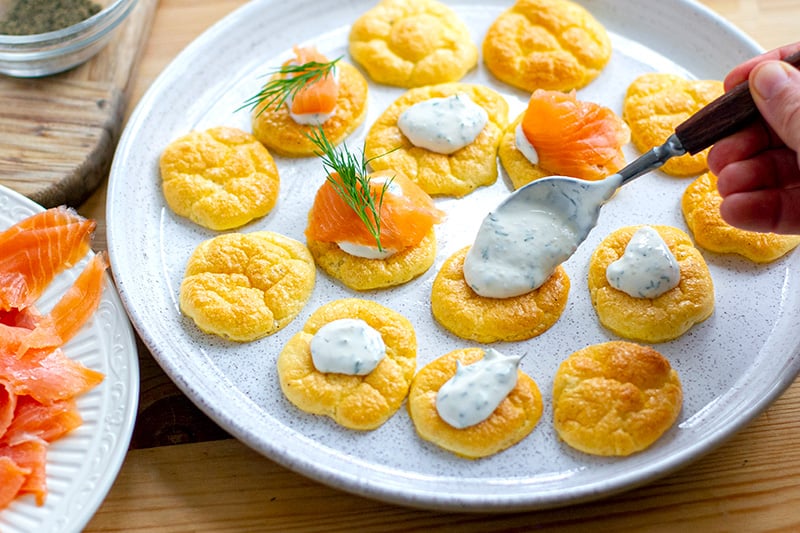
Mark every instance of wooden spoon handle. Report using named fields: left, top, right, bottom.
left=675, top=50, right=800, bottom=155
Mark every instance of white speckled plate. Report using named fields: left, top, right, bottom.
left=106, top=0, right=800, bottom=512
left=0, top=185, right=139, bottom=532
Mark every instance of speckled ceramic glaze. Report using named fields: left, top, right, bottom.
left=0, top=185, right=139, bottom=532
left=106, top=0, right=800, bottom=511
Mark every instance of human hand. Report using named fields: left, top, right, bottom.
left=706, top=43, right=800, bottom=234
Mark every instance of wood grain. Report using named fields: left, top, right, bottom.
left=86, top=383, right=800, bottom=531
left=0, top=0, right=158, bottom=208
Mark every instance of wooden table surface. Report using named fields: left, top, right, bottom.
left=75, top=0, right=800, bottom=530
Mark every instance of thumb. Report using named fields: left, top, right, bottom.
left=750, top=60, right=800, bottom=152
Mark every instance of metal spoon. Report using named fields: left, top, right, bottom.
left=463, top=51, right=800, bottom=298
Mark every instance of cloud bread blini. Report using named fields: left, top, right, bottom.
left=364, top=82, right=508, bottom=197
left=407, top=347, right=542, bottom=458
left=553, top=341, right=682, bottom=456
left=682, top=172, right=800, bottom=262
left=349, top=0, right=477, bottom=88
left=623, top=73, right=723, bottom=177
left=179, top=231, right=315, bottom=342
left=251, top=47, right=369, bottom=157
left=482, top=0, right=612, bottom=92
left=588, top=225, right=714, bottom=343
left=277, top=298, right=417, bottom=430
left=160, top=127, right=280, bottom=230
left=304, top=169, right=444, bottom=290
left=431, top=247, right=569, bottom=343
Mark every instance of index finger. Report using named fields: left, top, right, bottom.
left=723, top=42, right=800, bottom=90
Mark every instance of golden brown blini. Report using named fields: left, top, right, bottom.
left=277, top=298, right=417, bottom=430
left=682, top=172, right=800, bottom=262
left=552, top=341, right=682, bottom=456
left=623, top=73, right=723, bottom=177
left=431, top=246, right=570, bottom=343
left=482, top=0, right=612, bottom=92
left=160, top=126, right=280, bottom=230
left=364, top=82, right=508, bottom=197
left=306, top=229, right=438, bottom=291
left=588, top=225, right=714, bottom=343
left=348, top=0, right=477, bottom=87
left=251, top=61, right=368, bottom=157
left=179, top=231, right=315, bottom=342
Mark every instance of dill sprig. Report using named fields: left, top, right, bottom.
left=306, top=127, right=392, bottom=251
left=240, top=56, right=341, bottom=117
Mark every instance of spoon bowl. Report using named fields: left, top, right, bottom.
left=495, top=132, right=687, bottom=241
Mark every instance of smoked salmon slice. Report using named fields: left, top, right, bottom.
left=0, top=345, right=104, bottom=404
left=0, top=207, right=106, bottom=510
left=1, top=396, right=82, bottom=446
left=521, top=89, right=630, bottom=181
left=285, top=46, right=338, bottom=116
left=0, top=308, right=61, bottom=359
left=0, top=253, right=107, bottom=360
left=0, top=440, right=47, bottom=505
left=0, top=207, right=96, bottom=312
left=47, top=252, right=107, bottom=346
left=0, top=382, right=15, bottom=438
left=0, top=456, right=29, bottom=509
left=306, top=170, right=444, bottom=250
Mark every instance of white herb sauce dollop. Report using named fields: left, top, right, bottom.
left=606, top=226, right=681, bottom=298
left=436, top=349, right=521, bottom=429
left=463, top=202, right=579, bottom=298
left=310, top=318, right=386, bottom=375
left=398, top=93, right=488, bottom=154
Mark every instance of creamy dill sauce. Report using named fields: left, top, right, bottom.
left=463, top=203, right=580, bottom=298
left=336, top=175, right=402, bottom=259
left=606, top=226, right=681, bottom=298
left=287, top=66, right=338, bottom=126
left=310, top=318, right=386, bottom=375
left=436, top=349, right=521, bottom=429
left=514, top=122, right=539, bottom=165
left=397, top=93, right=488, bottom=154
left=464, top=174, right=621, bottom=298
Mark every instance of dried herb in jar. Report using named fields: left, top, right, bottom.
left=0, top=0, right=103, bottom=36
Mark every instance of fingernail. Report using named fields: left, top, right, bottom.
left=751, top=61, right=792, bottom=100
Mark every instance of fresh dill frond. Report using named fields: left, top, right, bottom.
left=239, top=56, right=341, bottom=117
left=306, top=127, right=393, bottom=251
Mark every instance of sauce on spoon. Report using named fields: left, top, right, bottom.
left=463, top=174, right=622, bottom=297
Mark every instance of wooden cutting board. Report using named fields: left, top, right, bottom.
left=0, top=0, right=159, bottom=208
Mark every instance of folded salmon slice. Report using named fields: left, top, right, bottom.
left=521, top=89, right=630, bottom=181
left=0, top=309, right=61, bottom=359
left=0, top=456, right=29, bottom=509
left=0, top=382, right=16, bottom=438
left=0, top=348, right=104, bottom=404
left=1, top=396, right=82, bottom=446
left=0, top=207, right=96, bottom=312
left=286, top=46, right=338, bottom=116
left=0, top=440, right=47, bottom=505
left=306, top=170, right=444, bottom=250
left=0, top=253, right=106, bottom=403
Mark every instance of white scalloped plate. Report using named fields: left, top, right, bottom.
left=0, top=185, right=139, bottom=533
left=107, top=0, right=800, bottom=512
